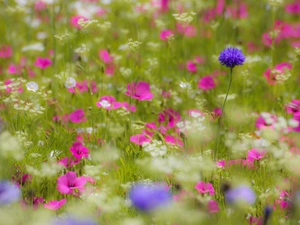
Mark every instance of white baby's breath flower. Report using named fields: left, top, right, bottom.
left=65, top=77, right=76, bottom=88
left=26, top=82, right=38, bottom=92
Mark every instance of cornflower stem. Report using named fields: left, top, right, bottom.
left=214, top=67, right=233, bottom=160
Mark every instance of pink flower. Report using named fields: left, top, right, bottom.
left=0, top=45, right=12, bottom=58
left=44, top=199, right=66, bottom=210
left=208, top=200, right=220, bottom=213
left=198, top=76, right=216, bottom=90
left=263, top=62, right=292, bottom=85
left=99, top=49, right=113, bottom=64
left=285, top=99, right=300, bottom=115
left=160, top=0, right=169, bottom=12
left=7, top=64, right=22, bottom=75
left=130, top=131, right=152, bottom=145
left=114, top=102, right=136, bottom=112
left=34, top=57, right=52, bottom=69
left=69, top=109, right=86, bottom=123
left=105, top=64, right=115, bottom=76
left=165, top=135, right=183, bottom=147
left=195, top=181, right=215, bottom=196
left=255, top=115, right=276, bottom=129
left=247, top=148, right=266, bottom=162
left=177, top=23, right=197, bottom=37
left=216, top=160, right=226, bottom=169
left=292, top=112, right=300, bottom=132
left=34, top=1, right=47, bottom=11
left=186, top=61, right=197, bottom=73
left=96, top=96, right=116, bottom=110
left=158, top=108, right=181, bottom=128
left=285, top=1, right=300, bottom=14
left=57, top=171, right=87, bottom=195
left=58, top=157, right=80, bottom=168
left=70, top=142, right=89, bottom=159
left=160, top=29, right=174, bottom=41
left=70, top=15, right=88, bottom=29
left=125, top=82, right=153, bottom=101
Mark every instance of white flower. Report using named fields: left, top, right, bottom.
left=99, top=100, right=111, bottom=109
left=26, top=82, right=38, bottom=92
left=65, top=77, right=76, bottom=88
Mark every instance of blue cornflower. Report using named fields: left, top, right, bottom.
left=51, top=216, right=97, bottom=225
left=0, top=181, right=21, bottom=205
left=218, top=47, right=246, bottom=68
left=225, top=185, right=256, bottom=205
left=129, top=183, right=172, bottom=212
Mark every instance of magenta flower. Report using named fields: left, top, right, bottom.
left=263, top=62, right=292, bottom=85
left=195, top=181, right=215, bottom=196
left=58, top=157, right=80, bottom=168
left=255, top=114, right=276, bottom=129
left=96, top=96, right=116, bottom=110
left=114, top=102, right=136, bottom=112
left=164, top=135, right=183, bottom=147
left=247, top=148, right=266, bottom=162
left=0, top=45, right=12, bottom=58
left=285, top=1, right=300, bottom=14
left=130, top=131, right=152, bottom=146
left=198, top=76, right=216, bottom=90
left=70, top=15, right=88, bottom=29
left=158, top=108, right=181, bottom=128
left=99, top=49, right=113, bottom=64
left=208, top=200, right=220, bottom=214
left=70, top=142, right=89, bottom=159
left=34, top=57, right=52, bottom=69
left=186, top=61, right=197, bottom=73
left=160, top=29, right=174, bottom=41
left=57, top=171, right=87, bottom=195
left=69, top=109, right=86, bottom=123
left=44, top=199, right=66, bottom=210
left=286, top=100, right=300, bottom=115
left=125, top=82, right=153, bottom=101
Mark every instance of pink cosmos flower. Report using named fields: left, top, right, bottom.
left=216, top=160, right=226, bottom=169
left=125, top=82, right=153, bottom=101
left=255, top=115, right=276, bottom=129
left=160, top=29, right=174, bottom=41
left=0, top=45, right=12, bottom=58
left=8, top=64, right=22, bottom=75
left=158, top=108, right=181, bottom=128
left=44, top=199, right=66, bottom=210
left=263, top=62, right=292, bottom=85
left=34, top=57, right=52, bottom=69
left=57, top=171, right=87, bottom=195
left=70, top=15, right=88, bottom=29
left=165, top=135, right=183, bottom=147
left=195, top=182, right=215, bottom=196
left=186, top=61, right=197, bottom=73
left=130, top=130, right=153, bottom=145
left=247, top=148, right=266, bottom=162
left=292, top=112, right=300, bottom=132
left=96, top=96, right=116, bottom=110
left=105, top=64, right=115, bottom=76
left=58, top=157, right=80, bottom=168
left=70, top=142, right=89, bottom=159
left=285, top=1, right=300, bottom=14
left=198, top=76, right=216, bottom=90
left=286, top=100, right=300, bottom=115
left=99, top=49, right=113, bottom=64
left=69, top=109, right=87, bottom=123
left=208, top=200, right=220, bottom=213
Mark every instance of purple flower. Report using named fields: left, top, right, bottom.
left=129, top=183, right=172, bottom=212
left=225, top=185, right=256, bottom=205
left=51, top=216, right=97, bottom=225
left=218, top=47, right=245, bottom=68
left=0, top=181, right=21, bottom=205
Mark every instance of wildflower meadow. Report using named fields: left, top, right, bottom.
left=0, top=0, right=300, bottom=224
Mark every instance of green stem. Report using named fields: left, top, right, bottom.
left=214, top=68, right=233, bottom=160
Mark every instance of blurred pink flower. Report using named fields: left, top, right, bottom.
left=70, top=15, right=88, bottom=29
left=208, top=200, right=220, bottom=213
left=0, top=45, right=12, bottom=58
left=69, top=109, right=86, bottom=123
left=99, top=49, right=113, bottom=64
left=158, top=108, right=181, bottom=128
left=160, top=29, right=174, bottom=41
left=198, top=76, right=216, bottom=90
left=263, top=62, right=292, bottom=85
left=247, top=148, right=266, bottom=162
left=130, top=131, right=153, bottom=145
left=57, top=171, right=87, bottom=195
left=125, top=82, right=153, bottom=101
left=70, top=142, right=89, bottom=159
left=285, top=99, right=300, bottom=115
left=58, top=157, right=80, bottom=168
left=186, top=61, right=197, bottom=73
left=165, top=135, right=183, bottom=147
left=34, top=57, right=52, bottom=69
left=285, top=1, right=300, bottom=14
left=44, top=199, right=66, bottom=210
left=195, top=181, right=215, bottom=196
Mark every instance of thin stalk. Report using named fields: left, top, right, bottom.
left=214, top=68, right=233, bottom=160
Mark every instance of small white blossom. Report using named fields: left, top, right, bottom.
left=65, top=77, right=76, bottom=88
left=26, top=82, right=38, bottom=92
